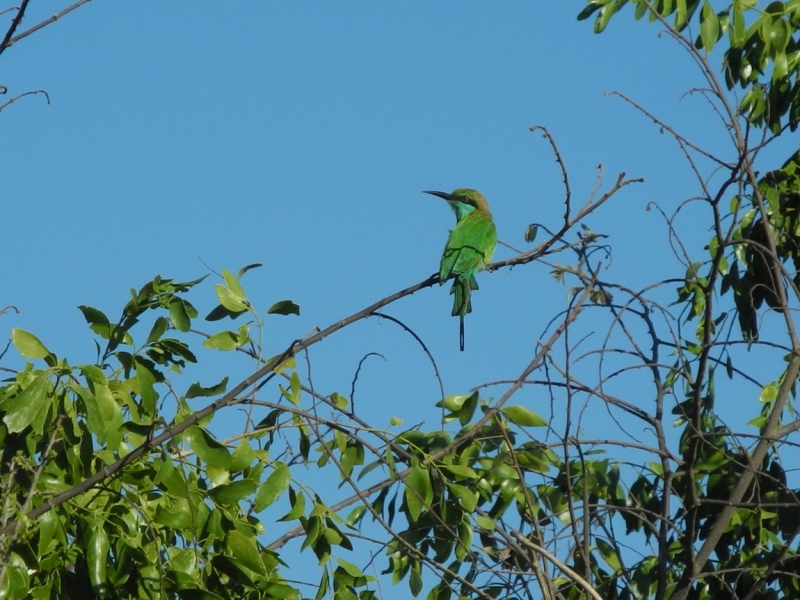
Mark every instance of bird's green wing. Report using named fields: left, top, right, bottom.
left=439, top=213, right=497, bottom=281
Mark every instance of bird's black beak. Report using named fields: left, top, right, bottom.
left=423, top=190, right=454, bottom=201
left=424, top=190, right=477, bottom=209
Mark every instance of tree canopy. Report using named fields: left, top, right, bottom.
left=2, top=2, right=800, bottom=599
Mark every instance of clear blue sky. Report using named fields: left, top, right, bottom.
left=2, top=2, right=793, bottom=596
left=3, top=3, right=710, bottom=379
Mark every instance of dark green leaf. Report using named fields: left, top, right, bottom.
left=226, top=530, right=266, bottom=575
left=576, top=3, right=602, bottom=21
left=184, top=426, right=232, bottom=470
left=237, top=263, right=263, bottom=278
left=146, top=316, right=169, bottom=344
left=279, top=487, right=306, bottom=521
left=169, top=298, right=192, bottom=332
left=267, top=300, right=300, bottom=316
left=405, top=463, right=433, bottom=522
left=186, top=377, right=229, bottom=399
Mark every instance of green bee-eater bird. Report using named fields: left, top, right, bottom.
left=425, top=188, right=497, bottom=351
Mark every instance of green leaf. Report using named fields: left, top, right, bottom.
left=222, top=268, right=247, bottom=298
left=576, top=3, right=602, bottom=22
left=78, top=305, right=114, bottom=339
left=346, top=505, right=366, bottom=526
left=146, top=316, right=169, bottom=344
left=155, top=498, right=195, bottom=529
left=440, top=464, right=479, bottom=480
left=299, top=427, right=310, bottom=460
left=169, top=298, right=192, bottom=332
left=11, top=329, right=52, bottom=360
left=456, top=518, right=473, bottom=562
left=675, top=0, right=688, bottom=30
left=438, top=393, right=471, bottom=411
left=205, top=303, right=243, bottom=321
left=731, top=3, right=746, bottom=45
left=330, top=392, right=349, bottom=410
left=279, top=487, right=306, bottom=521
left=226, top=530, right=266, bottom=575
left=436, top=392, right=479, bottom=425
left=78, top=305, right=110, bottom=326
left=700, top=1, right=719, bottom=52
left=2, top=372, right=49, bottom=434
left=186, top=377, right=229, bottom=399
left=336, top=557, right=367, bottom=579
left=87, top=520, right=110, bottom=597
left=409, top=565, right=423, bottom=597
left=759, top=383, right=778, bottom=403
left=237, top=263, right=263, bottom=278
left=449, top=483, right=478, bottom=511
left=438, top=391, right=479, bottom=425
left=773, top=50, right=788, bottom=82
left=87, top=372, right=124, bottom=449
left=167, top=547, right=198, bottom=575
left=209, top=479, right=258, bottom=505
left=184, top=426, right=232, bottom=470
left=475, top=516, right=495, bottom=531
left=770, top=16, right=790, bottom=52
left=405, top=463, right=433, bottom=522
left=215, top=283, right=249, bottom=313
left=203, top=331, right=240, bottom=351
left=633, top=0, right=649, bottom=20
left=501, top=405, right=547, bottom=427
left=597, top=537, right=622, bottom=572
left=255, top=462, right=291, bottom=512
left=230, top=438, right=256, bottom=471
left=267, top=300, right=300, bottom=316
left=37, top=509, right=58, bottom=558
left=594, top=0, right=622, bottom=33
left=524, top=224, right=539, bottom=242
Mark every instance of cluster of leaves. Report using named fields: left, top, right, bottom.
left=0, top=265, right=666, bottom=600
left=719, top=151, right=800, bottom=340
left=580, top=0, right=800, bottom=132
left=576, top=2, right=800, bottom=599
left=4, top=2, right=800, bottom=600
left=0, top=272, right=308, bottom=599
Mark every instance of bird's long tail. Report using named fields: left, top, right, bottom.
left=450, top=276, right=473, bottom=351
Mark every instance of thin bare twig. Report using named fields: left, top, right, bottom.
left=7, top=0, right=91, bottom=49
left=0, top=89, right=49, bottom=112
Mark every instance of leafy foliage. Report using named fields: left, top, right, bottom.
left=2, top=2, right=800, bottom=600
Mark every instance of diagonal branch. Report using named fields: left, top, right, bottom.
left=0, top=0, right=29, bottom=55
left=5, top=0, right=91, bottom=50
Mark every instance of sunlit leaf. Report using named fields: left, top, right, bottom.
left=11, top=328, right=52, bottom=360
left=2, top=372, right=49, bottom=433
left=255, top=462, right=291, bottom=512
left=501, top=405, right=547, bottom=427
